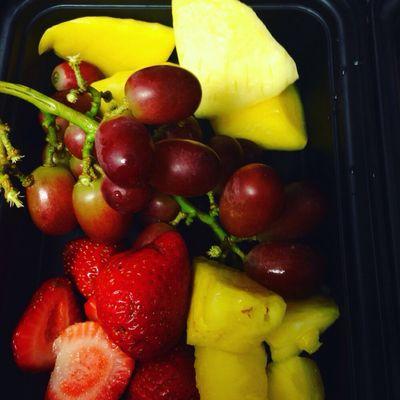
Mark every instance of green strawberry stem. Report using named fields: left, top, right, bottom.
left=173, top=195, right=245, bottom=261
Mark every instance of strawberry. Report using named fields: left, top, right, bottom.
left=46, top=321, right=134, bottom=400
left=95, top=231, right=191, bottom=360
left=63, top=237, right=120, bottom=299
left=12, top=278, right=82, bottom=371
left=127, top=345, right=199, bottom=400
left=84, top=296, right=98, bottom=321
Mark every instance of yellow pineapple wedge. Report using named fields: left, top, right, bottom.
left=268, top=356, right=325, bottom=400
left=195, top=345, right=268, bottom=400
left=266, top=296, right=339, bottom=362
left=39, top=17, right=175, bottom=76
left=212, top=85, right=307, bottom=150
left=187, top=258, right=286, bottom=353
left=172, top=0, right=298, bottom=118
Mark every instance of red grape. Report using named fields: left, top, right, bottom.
left=95, top=116, right=154, bottom=187
left=73, top=178, right=132, bottom=243
left=150, top=139, right=221, bottom=197
left=125, top=65, right=202, bottom=124
left=38, top=112, right=69, bottom=138
left=258, top=181, right=328, bottom=241
left=155, top=116, right=203, bottom=142
left=237, top=139, right=264, bottom=165
left=26, top=166, right=77, bottom=235
left=245, top=242, right=324, bottom=298
left=219, top=163, right=284, bottom=237
left=132, top=222, right=174, bottom=250
left=51, top=61, right=104, bottom=91
left=64, top=124, right=86, bottom=159
left=52, top=90, right=93, bottom=114
left=209, top=135, right=244, bottom=189
left=140, top=193, right=180, bottom=225
left=101, top=176, right=151, bottom=214
left=69, top=156, right=83, bottom=178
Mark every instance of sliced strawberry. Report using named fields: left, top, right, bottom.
left=12, top=278, right=82, bottom=372
left=84, top=296, right=98, bottom=322
left=46, top=321, right=134, bottom=400
left=63, top=237, right=120, bottom=299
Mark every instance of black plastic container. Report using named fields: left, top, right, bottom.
left=0, top=1, right=397, bottom=399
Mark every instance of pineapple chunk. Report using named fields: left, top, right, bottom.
left=39, top=17, right=175, bottom=76
left=187, top=258, right=286, bottom=353
left=212, top=85, right=307, bottom=151
left=172, top=0, right=298, bottom=118
left=195, top=345, right=268, bottom=400
left=268, top=356, right=325, bottom=400
left=266, top=297, right=339, bottom=362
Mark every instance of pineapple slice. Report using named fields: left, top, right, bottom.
left=172, top=0, right=298, bottom=118
left=212, top=85, right=307, bottom=150
left=187, top=258, right=286, bottom=353
left=195, top=345, right=268, bottom=400
left=266, top=297, right=339, bottom=362
left=268, top=356, right=325, bottom=400
left=39, top=17, right=175, bottom=76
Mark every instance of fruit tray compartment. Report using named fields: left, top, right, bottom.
left=0, top=0, right=393, bottom=398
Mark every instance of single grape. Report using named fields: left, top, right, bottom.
left=64, top=124, right=86, bottom=159
left=132, top=222, right=175, bottom=250
left=95, top=116, right=154, bottom=188
left=52, top=90, right=93, bottom=114
left=245, top=242, right=324, bottom=298
left=51, top=61, right=104, bottom=91
left=209, top=135, right=244, bottom=189
left=26, top=166, right=77, bottom=235
left=155, top=116, right=203, bottom=142
left=101, top=176, right=151, bottom=214
left=140, top=193, right=180, bottom=225
left=69, top=156, right=83, bottom=178
left=219, top=163, right=284, bottom=237
left=258, top=181, right=328, bottom=241
left=150, top=139, right=221, bottom=197
left=125, top=65, right=202, bottom=124
left=237, top=139, right=264, bottom=165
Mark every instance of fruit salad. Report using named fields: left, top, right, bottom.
left=0, top=0, right=339, bottom=399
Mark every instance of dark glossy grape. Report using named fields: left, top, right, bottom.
left=150, top=139, right=221, bottom=197
left=73, top=178, right=132, bottom=243
left=132, top=222, right=175, bottom=250
left=245, top=242, right=324, bottom=298
left=140, top=193, right=180, bottom=225
left=53, top=90, right=93, bottom=114
left=219, top=163, right=284, bottom=237
left=51, top=61, right=104, bottom=91
left=26, top=166, right=77, bottom=235
left=69, top=156, right=83, bottom=178
left=155, top=116, right=203, bottom=142
left=64, top=124, right=86, bottom=159
left=95, top=116, right=154, bottom=187
left=209, top=135, right=243, bottom=189
left=258, top=181, right=328, bottom=241
left=125, top=65, right=202, bottom=124
left=237, top=139, right=264, bottom=165
left=101, top=176, right=151, bottom=214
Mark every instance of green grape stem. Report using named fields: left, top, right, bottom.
left=0, top=122, right=23, bottom=163
left=173, top=195, right=245, bottom=261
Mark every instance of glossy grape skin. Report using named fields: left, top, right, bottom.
left=101, top=176, right=151, bottom=214
left=73, top=178, right=132, bottom=243
left=69, top=156, right=83, bottom=178
left=132, top=222, right=174, bottom=250
left=209, top=135, right=244, bottom=188
left=26, top=166, right=77, bottom=235
left=237, top=139, right=264, bottom=165
left=150, top=139, right=221, bottom=197
left=155, top=116, right=203, bottom=142
left=245, top=242, right=324, bottom=298
left=95, top=116, right=154, bottom=188
left=219, top=163, right=284, bottom=237
left=125, top=65, right=202, bottom=124
left=140, top=193, right=180, bottom=225
left=51, top=61, right=104, bottom=91
left=258, top=182, right=328, bottom=242
left=52, top=90, right=93, bottom=114
left=41, top=146, right=70, bottom=168
left=64, top=124, right=86, bottom=159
